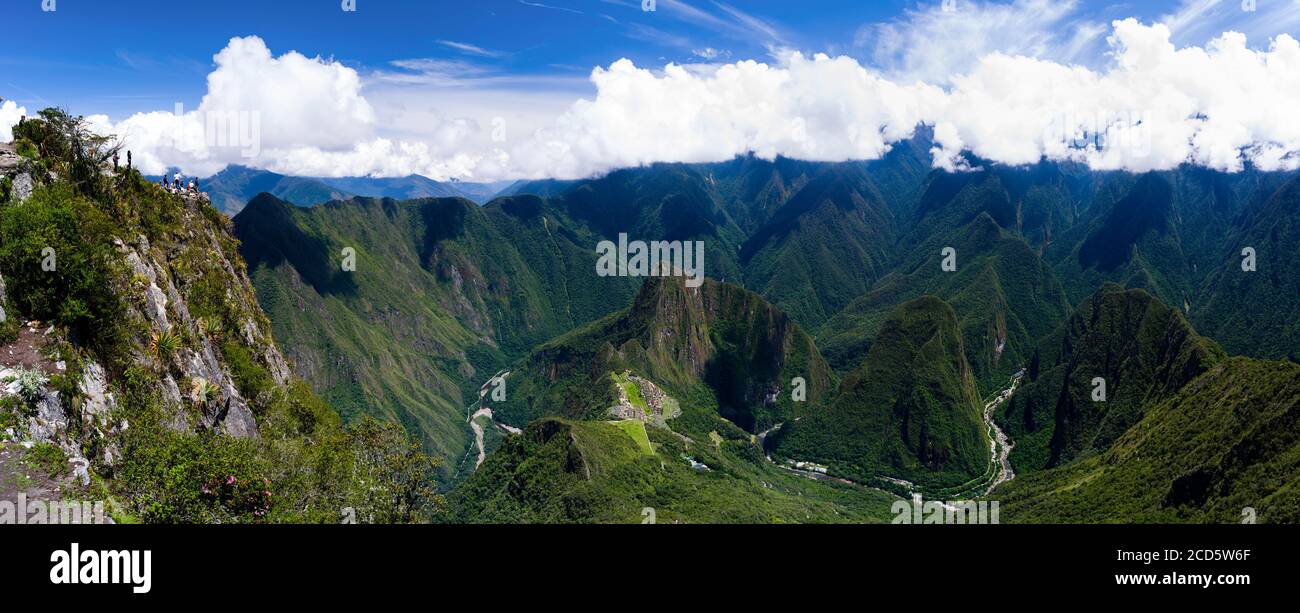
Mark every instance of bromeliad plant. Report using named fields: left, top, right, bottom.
left=149, top=329, right=181, bottom=364
left=196, top=316, right=225, bottom=342
left=188, top=377, right=221, bottom=407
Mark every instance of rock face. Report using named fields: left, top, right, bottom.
left=10, top=173, right=32, bottom=203
left=2, top=186, right=299, bottom=488
left=104, top=193, right=294, bottom=439
left=1, top=142, right=35, bottom=204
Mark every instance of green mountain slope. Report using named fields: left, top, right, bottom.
left=1194, top=174, right=1300, bottom=361
left=1048, top=168, right=1290, bottom=310
left=495, top=275, right=834, bottom=436
left=997, top=284, right=1224, bottom=473
left=997, top=358, right=1300, bottom=523
left=449, top=277, right=896, bottom=524
left=738, top=164, right=899, bottom=328
left=773, top=296, right=988, bottom=491
left=2, top=109, right=438, bottom=523
left=233, top=193, right=638, bottom=473
left=819, top=200, right=1070, bottom=391
left=447, top=417, right=897, bottom=524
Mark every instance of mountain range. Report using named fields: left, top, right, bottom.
left=12, top=107, right=1300, bottom=523
left=187, top=165, right=515, bottom=214
left=218, top=133, right=1300, bottom=522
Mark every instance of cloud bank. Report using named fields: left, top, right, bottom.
left=518, top=18, right=1300, bottom=177
left=6, top=17, right=1300, bottom=180
left=0, top=100, right=27, bottom=143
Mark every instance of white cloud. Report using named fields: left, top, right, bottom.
left=100, top=36, right=380, bottom=176
left=0, top=100, right=27, bottom=143
left=858, top=0, right=1106, bottom=85
left=20, top=17, right=1300, bottom=183
left=929, top=20, right=1300, bottom=172
left=437, top=40, right=511, bottom=59
left=519, top=19, right=1300, bottom=177
left=505, top=55, right=943, bottom=179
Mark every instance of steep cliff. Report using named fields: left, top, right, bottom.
left=0, top=108, right=438, bottom=523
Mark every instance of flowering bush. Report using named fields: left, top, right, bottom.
left=14, top=367, right=49, bottom=405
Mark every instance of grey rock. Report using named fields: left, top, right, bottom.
left=123, top=248, right=171, bottom=332
left=78, top=361, right=116, bottom=423
left=12, top=172, right=33, bottom=203
left=71, top=457, right=91, bottom=487
left=27, top=389, right=65, bottom=443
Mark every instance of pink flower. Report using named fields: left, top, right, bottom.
left=226, top=475, right=237, bottom=486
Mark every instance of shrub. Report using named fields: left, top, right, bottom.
left=0, top=184, right=126, bottom=352
left=28, top=442, right=68, bottom=478
left=14, top=367, right=49, bottom=406
left=11, top=108, right=121, bottom=201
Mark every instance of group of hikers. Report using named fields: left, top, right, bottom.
left=161, top=173, right=199, bottom=194
left=108, top=150, right=198, bottom=194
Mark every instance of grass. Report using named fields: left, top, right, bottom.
left=449, top=417, right=901, bottom=524
left=611, top=372, right=649, bottom=414
left=27, top=442, right=68, bottom=478
left=611, top=420, right=654, bottom=456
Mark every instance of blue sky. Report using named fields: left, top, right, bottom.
left=0, top=0, right=1238, bottom=118
left=3, top=0, right=1299, bottom=180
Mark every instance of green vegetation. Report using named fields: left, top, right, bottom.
left=997, top=285, right=1223, bottom=472
left=28, top=442, right=68, bottom=478
left=611, top=420, right=654, bottom=456
left=0, top=183, right=126, bottom=350
left=495, top=275, right=834, bottom=437
left=818, top=179, right=1071, bottom=393
left=0, top=108, right=442, bottom=523
left=998, top=358, right=1300, bottom=523
left=11, top=366, right=49, bottom=406
left=1193, top=175, right=1300, bottom=362
left=774, top=296, right=989, bottom=491
left=7, top=104, right=1296, bottom=526
left=233, top=192, right=639, bottom=474
left=448, top=418, right=898, bottom=524
left=738, top=164, right=901, bottom=329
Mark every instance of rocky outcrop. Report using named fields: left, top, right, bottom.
left=107, top=192, right=294, bottom=439
left=1, top=142, right=35, bottom=204
left=2, top=186, right=300, bottom=495
left=10, top=173, right=32, bottom=203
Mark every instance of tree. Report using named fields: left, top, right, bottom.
left=11, top=107, right=121, bottom=200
